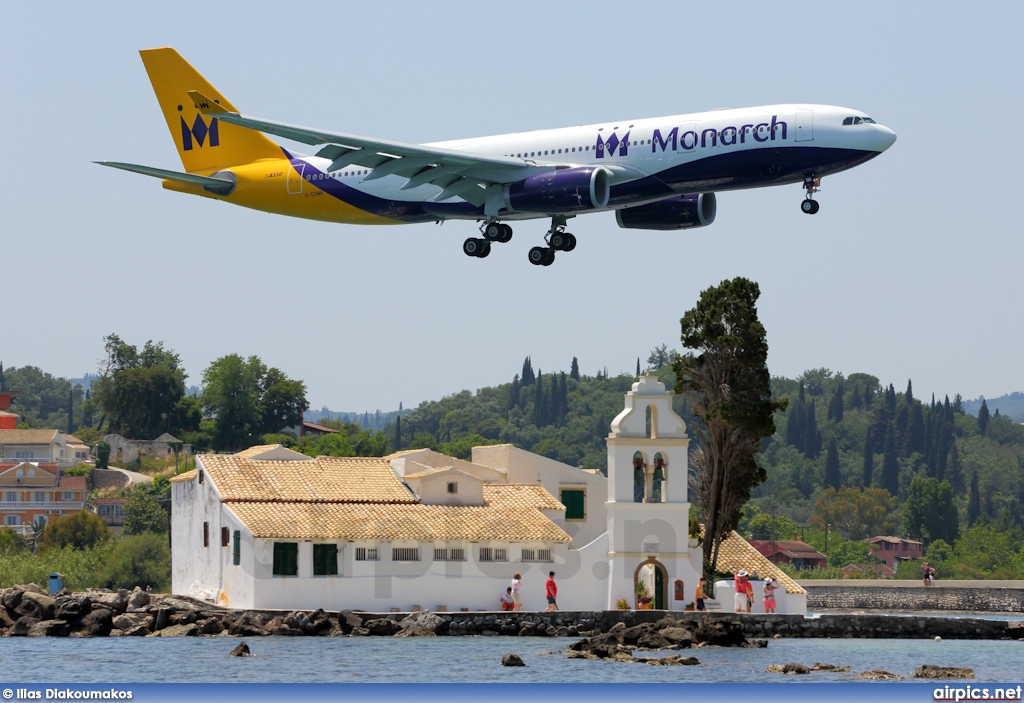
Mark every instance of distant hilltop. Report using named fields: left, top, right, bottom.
left=962, top=392, right=1024, bottom=422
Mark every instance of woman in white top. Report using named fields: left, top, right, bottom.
left=511, top=573, right=523, bottom=611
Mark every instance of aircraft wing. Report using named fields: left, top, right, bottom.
left=188, top=91, right=540, bottom=206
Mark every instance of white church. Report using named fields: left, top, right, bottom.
left=170, top=375, right=805, bottom=613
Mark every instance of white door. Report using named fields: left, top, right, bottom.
left=287, top=162, right=305, bottom=194
left=795, top=110, right=814, bottom=142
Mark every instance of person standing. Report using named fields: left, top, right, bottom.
left=763, top=577, right=778, bottom=614
left=511, top=572, right=523, bottom=611
left=695, top=577, right=707, bottom=612
left=922, top=562, right=931, bottom=587
left=545, top=571, right=558, bottom=611
left=743, top=576, right=754, bottom=613
left=733, top=570, right=748, bottom=613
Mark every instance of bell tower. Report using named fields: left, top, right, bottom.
left=605, top=374, right=698, bottom=609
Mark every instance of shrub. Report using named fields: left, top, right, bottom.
left=39, top=511, right=111, bottom=552
left=102, top=533, right=170, bottom=592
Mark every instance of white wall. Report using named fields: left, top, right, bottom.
left=170, top=461, right=227, bottom=600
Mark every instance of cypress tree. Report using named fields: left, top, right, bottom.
left=509, top=374, right=521, bottom=412
left=67, top=388, right=74, bottom=435
left=935, top=424, right=949, bottom=481
left=82, top=389, right=93, bottom=429
left=394, top=415, right=402, bottom=450
left=977, top=398, right=990, bottom=436
left=399, top=401, right=403, bottom=412
left=785, top=398, right=804, bottom=450
left=885, top=384, right=897, bottom=413
left=559, top=372, right=568, bottom=422
left=944, top=395, right=952, bottom=423
left=967, top=470, right=981, bottom=526
left=827, top=381, right=844, bottom=422
left=863, top=382, right=874, bottom=407
left=637, top=357, right=641, bottom=376
left=952, top=393, right=964, bottom=414
left=532, top=371, right=544, bottom=425
left=824, top=436, right=841, bottom=489
left=905, top=379, right=914, bottom=405
left=0, top=361, right=4, bottom=391
left=804, top=400, right=821, bottom=459
left=798, top=381, right=805, bottom=403
left=882, top=423, right=899, bottom=496
left=906, top=402, right=925, bottom=454
left=850, top=383, right=862, bottom=410
left=948, top=443, right=964, bottom=494
left=570, top=357, right=580, bottom=381
left=521, top=356, right=535, bottom=385
left=862, top=427, right=874, bottom=487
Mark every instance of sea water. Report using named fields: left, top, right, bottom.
left=1, top=636, right=1021, bottom=683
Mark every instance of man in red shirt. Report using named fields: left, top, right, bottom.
left=545, top=571, right=558, bottom=611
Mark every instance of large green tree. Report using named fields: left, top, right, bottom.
left=92, top=335, right=186, bottom=438
left=202, top=355, right=308, bottom=451
left=903, top=476, right=959, bottom=546
left=672, top=277, right=786, bottom=580
left=39, top=511, right=110, bottom=552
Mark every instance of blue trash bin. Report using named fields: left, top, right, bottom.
left=49, top=572, right=64, bottom=595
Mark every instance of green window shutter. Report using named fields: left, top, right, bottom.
left=232, top=530, right=240, bottom=566
left=273, top=542, right=298, bottom=576
left=313, top=544, right=338, bottom=576
left=561, top=489, right=585, bottom=520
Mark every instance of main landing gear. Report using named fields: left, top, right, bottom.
left=463, top=219, right=513, bottom=258
left=528, top=215, right=576, bottom=266
left=801, top=176, right=821, bottom=214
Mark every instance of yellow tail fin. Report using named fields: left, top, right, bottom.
left=140, top=47, right=281, bottom=173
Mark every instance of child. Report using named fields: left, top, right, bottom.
left=500, top=586, right=515, bottom=611
left=763, top=577, right=778, bottom=614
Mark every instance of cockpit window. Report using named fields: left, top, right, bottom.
left=863, top=117, right=876, bottom=123
left=843, top=117, right=854, bottom=125
left=843, top=116, right=876, bottom=125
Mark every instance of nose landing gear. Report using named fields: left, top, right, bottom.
left=801, top=176, right=821, bottom=214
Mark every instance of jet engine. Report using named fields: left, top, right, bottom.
left=615, top=193, right=717, bottom=230
left=506, top=167, right=610, bottom=213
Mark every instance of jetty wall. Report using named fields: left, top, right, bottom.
left=799, top=580, right=1024, bottom=613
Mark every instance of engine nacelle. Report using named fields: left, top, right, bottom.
left=615, top=193, right=717, bottom=230
left=506, top=167, right=610, bottom=213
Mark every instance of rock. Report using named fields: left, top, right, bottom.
left=113, top=613, right=154, bottom=632
left=16, top=592, right=56, bottom=621
left=153, top=623, right=198, bottom=637
left=695, top=616, right=746, bottom=647
left=152, top=607, right=171, bottom=631
left=128, top=588, right=150, bottom=609
left=0, top=607, right=17, bottom=629
left=27, top=619, right=71, bottom=637
left=227, top=613, right=265, bottom=637
left=70, top=609, right=113, bottom=638
left=644, top=655, right=700, bottom=666
left=54, top=594, right=91, bottom=621
left=284, top=611, right=314, bottom=635
left=2, top=587, right=24, bottom=611
left=229, top=642, right=252, bottom=657
left=661, top=627, right=694, bottom=648
left=169, top=611, right=199, bottom=626
left=518, top=623, right=537, bottom=637
left=501, top=653, right=526, bottom=667
left=89, top=592, right=129, bottom=614
left=811, top=663, right=851, bottom=672
left=197, top=617, right=223, bottom=635
left=856, top=670, right=903, bottom=680
left=123, top=625, right=151, bottom=637
left=766, top=663, right=810, bottom=674
left=307, top=609, right=333, bottom=636
left=10, top=617, right=40, bottom=636
left=397, top=610, right=447, bottom=637
left=337, top=610, right=363, bottom=634
left=363, top=618, right=401, bottom=636
left=261, top=618, right=305, bottom=636
left=914, top=666, right=975, bottom=679
left=154, top=597, right=202, bottom=612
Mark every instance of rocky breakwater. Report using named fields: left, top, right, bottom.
left=565, top=615, right=765, bottom=665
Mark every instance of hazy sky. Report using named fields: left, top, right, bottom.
left=3, top=1, right=1021, bottom=412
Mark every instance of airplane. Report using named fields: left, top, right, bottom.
left=99, top=48, right=897, bottom=267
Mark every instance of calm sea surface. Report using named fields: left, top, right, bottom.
left=1, top=636, right=1022, bottom=683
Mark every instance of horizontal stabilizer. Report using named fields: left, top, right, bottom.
left=186, top=91, right=229, bottom=115
left=95, top=161, right=235, bottom=195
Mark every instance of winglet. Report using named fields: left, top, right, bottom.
left=187, top=90, right=230, bottom=115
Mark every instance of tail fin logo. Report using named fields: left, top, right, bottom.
left=180, top=114, right=219, bottom=151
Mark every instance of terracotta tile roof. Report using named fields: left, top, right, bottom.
left=402, top=466, right=457, bottom=480
left=301, top=421, right=338, bottom=434
left=169, top=469, right=197, bottom=483
left=708, top=528, right=806, bottom=595
left=0, top=429, right=59, bottom=444
left=234, top=444, right=285, bottom=459
left=865, top=535, right=921, bottom=545
left=64, top=435, right=84, bottom=444
left=197, top=455, right=415, bottom=503
left=752, top=540, right=827, bottom=559
left=58, top=476, right=87, bottom=490
left=484, top=484, right=565, bottom=511
left=225, top=501, right=572, bottom=542
left=383, top=449, right=427, bottom=460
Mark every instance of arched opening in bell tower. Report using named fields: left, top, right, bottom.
left=632, top=451, right=646, bottom=503
left=652, top=452, right=667, bottom=503
left=645, top=404, right=659, bottom=439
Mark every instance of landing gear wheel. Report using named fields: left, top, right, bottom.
left=801, top=199, right=815, bottom=214
left=463, top=237, right=490, bottom=258
left=562, top=232, right=576, bottom=251
left=498, top=224, right=513, bottom=243
left=483, top=222, right=504, bottom=241
left=528, top=246, right=552, bottom=266
left=550, top=231, right=568, bottom=251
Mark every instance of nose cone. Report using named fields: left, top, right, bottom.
left=874, top=125, right=897, bottom=152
